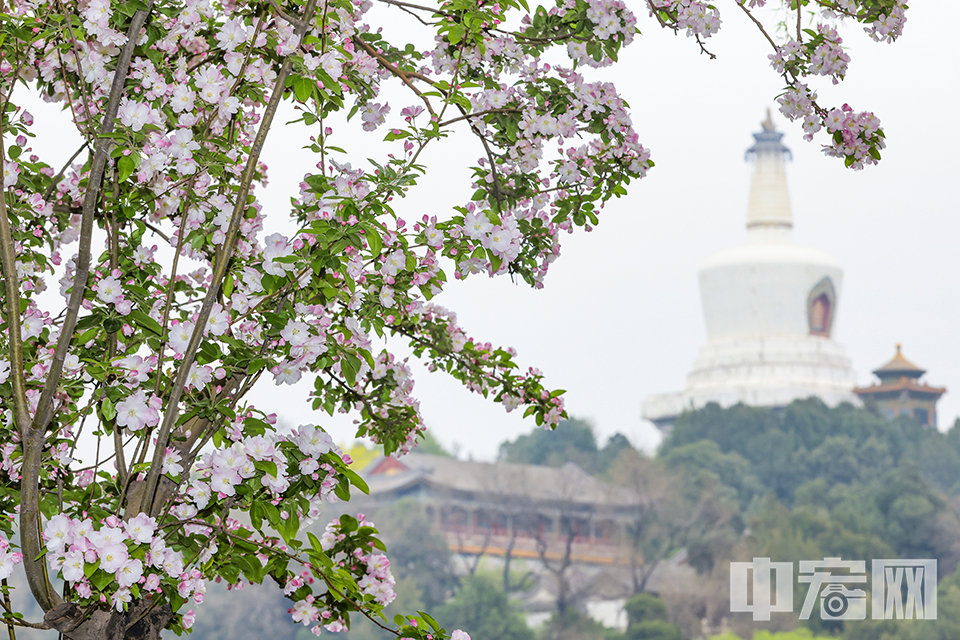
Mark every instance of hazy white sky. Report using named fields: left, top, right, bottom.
left=251, top=1, right=960, bottom=459
left=21, top=1, right=960, bottom=462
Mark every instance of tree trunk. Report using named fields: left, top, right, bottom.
left=44, top=599, right=174, bottom=640
left=503, top=533, right=514, bottom=592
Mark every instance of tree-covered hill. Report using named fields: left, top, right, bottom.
left=662, top=398, right=960, bottom=503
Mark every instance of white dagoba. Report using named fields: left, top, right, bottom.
left=643, top=114, right=860, bottom=431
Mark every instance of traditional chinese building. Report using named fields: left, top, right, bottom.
left=364, top=453, right=640, bottom=565
left=358, top=453, right=695, bottom=630
left=854, top=345, right=946, bottom=426
left=642, top=113, right=860, bottom=433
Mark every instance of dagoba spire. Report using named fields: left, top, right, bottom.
left=642, top=111, right=859, bottom=433
left=745, top=109, right=793, bottom=232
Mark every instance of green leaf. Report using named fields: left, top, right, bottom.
left=129, top=309, right=163, bottom=336
left=340, top=355, right=357, bottom=386
left=487, top=249, right=502, bottom=273
left=118, top=154, right=136, bottom=182
left=91, top=569, right=114, bottom=591
left=220, top=563, right=240, bottom=584
left=77, top=326, right=99, bottom=345
left=282, top=513, right=300, bottom=541
left=341, top=467, right=369, bottom=494
left=264, top=502, right=281, bottom=526
left=316, top=70, right=342, bottom=94
left=418, top=612, right=440, bottom=632
left=308, top=532, right=324, bottom=554
left=250, top=502, right=263, bottom=531
left=294, top=77, right=314, bottom=102
left=338, top=514, right=358, bottom=532
left=103, top=317, right=124, bottom=334
left=384, top=129, right=410, bottom=141
left=364, top=223, right=382, bottom=258
left=258, top=460, right=278, bottom=478
left=101, top=397, right=116, bottom=421
left=84, top=559, right=100, bottom=578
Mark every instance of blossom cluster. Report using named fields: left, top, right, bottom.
left=647, top=0, right=721, bottom=39
left=42, top=514, right=202, bottom=614
left=268, top=514, right=400, bottom=635
left=191, top=422, right=339, bottom=501
left=864, top=1, right=907, bottom=43
left=556, top=0, right=639, bottom=68
left=776, top=84, right=884, bottom=169
left=769, top=25, right=850, bottom=85
left=821, top=0, right=908, bottom=43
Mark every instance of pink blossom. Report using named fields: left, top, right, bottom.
left=2, top=160, right=19, bottom=188
left=360, top=103, right=390, bottom=131
left=116, top=390, right=160, bottom=431
left=116, top=558, right=143, bottom=587
left=94, top=276, right=124, bottom=304
left=118, top=99, right=153, bottom=131
left=182, top=610, right=196, bottom=629
left=124, top=513, right=157, bottom=543
left=98, top=543, right=129, bottom=573
left=60, top=551, right=85, bottom=582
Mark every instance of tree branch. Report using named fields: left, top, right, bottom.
left=353, top=37, right=437, bottom=117
left=267, top=0, right=305, bottom=28
left=438, top=108, right=520, bottom=128
left=736, top=0, right=779, bottom=51
left=0, top=102, right=32, bottom=450
left=41, top=141, right=88, bottom=202
left=141, top=0, right=321, bottom=516
left=374, top=0, right=452, bottom=19
left=21, top=2, right=156, bottom=613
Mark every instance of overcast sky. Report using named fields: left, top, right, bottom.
left=248, top=1, right=960, bottom=459
left=21, top=2, right=960, bottom=462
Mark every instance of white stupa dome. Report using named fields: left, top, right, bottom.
left=643, top=113, right=860, bottom=431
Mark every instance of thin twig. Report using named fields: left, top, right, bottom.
left=267, top=0, right=305, bottom=28
left=2, top=578, right=16, bottom=638
left=41, top=142, right=89, bottom=201
left=353, top=37, right=437, bottom=117
left=438, top=107, right=520, bottom=128
left=143, top=221, right=170, bottom=243
left=152, top=202, right=190, bottom=398
left=694, top=34, right=716, bottom=59
left=736, top=0, right=779, bottom=51
left=374, top=0, right=452, bottom=18
left=797, top=0, right=803, bottom=43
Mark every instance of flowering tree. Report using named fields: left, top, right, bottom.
left=0, top=0, right=906, bottom=636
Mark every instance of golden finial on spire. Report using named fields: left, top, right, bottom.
left=761, top=107, right=775, bottom=132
